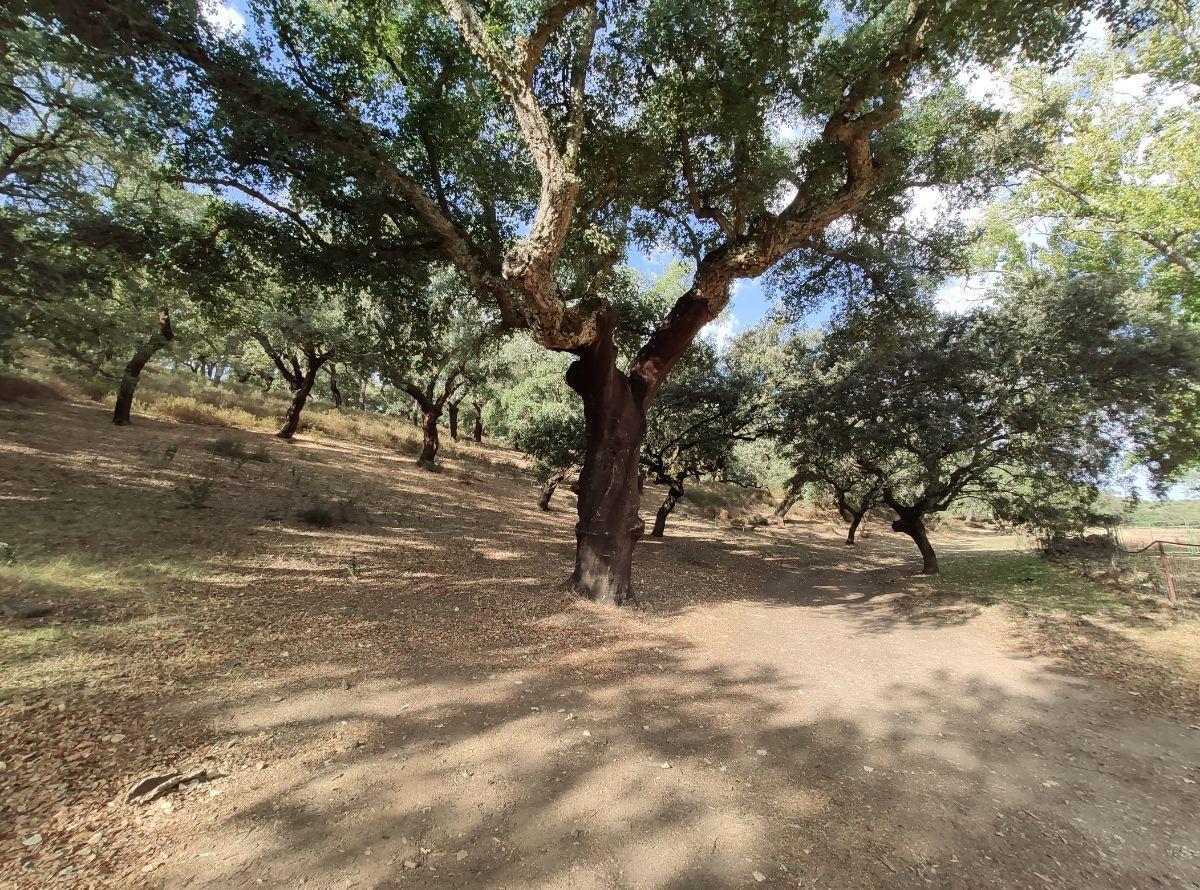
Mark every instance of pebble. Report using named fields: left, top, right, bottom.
left=22, top=833, right=42, bottom=847
left=753, top=871, right=766, bottom=882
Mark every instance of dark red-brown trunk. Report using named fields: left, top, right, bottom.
left=538, top=466, right=570, bottom=511
left=113, top=308, right=173, bottom=426
left=472, top=401, right=484, bottom=443
left=277, top=367, right=319, bottom=440
left=418, top=409, right=440, bottom=468
left=448, top=402, right=460, bottom=441
left=565, top=316, right=646, bottom=606
left=329, top=364, right=343, bottom=410
left=846, top=510, right=865, bottom=545
left=892, top=510, right=938, bottom=574
left=651, top=484, right=682, bottom=537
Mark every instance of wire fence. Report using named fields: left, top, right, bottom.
left=1104, top=526, right=1200, bottom=607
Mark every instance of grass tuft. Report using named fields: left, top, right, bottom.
left=916, top=552, right=1129, bottom=614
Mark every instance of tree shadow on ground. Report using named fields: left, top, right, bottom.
left=3, top=399, right=1199, bottom=889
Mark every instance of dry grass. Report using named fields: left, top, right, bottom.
left=0, top=373, right=66, bottom=403
left=3, top=398, right=1200, bottom=890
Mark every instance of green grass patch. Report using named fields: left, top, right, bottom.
left=1124, top=499, right=1200, bottom=527
left=915, top=552, right=1129, bottom=614
left=0, top=557, right=211, bottom=698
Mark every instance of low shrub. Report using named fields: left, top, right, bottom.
left=174, top=478, right=216, bottom=509
left=147, top=395, right=262, bottom=430
left=205, top=436, right=270, bottom=463
left=0, top=373, right=66, bottom=402
left=297, top=495, right=368, bottom=527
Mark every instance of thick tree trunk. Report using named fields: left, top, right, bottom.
left=651, top=484, right=683, bottom=537
left=565, top=317, right=646, bottom=605
left=113, top=308, right=173, bottom=426
left=448, top=402, right=460, bottom=441
left=538, top=466, right=570, bottom=511
left=418, top=409, right=440, bottom=468
left=775, top=488, right=802, bottom=519
left=328, top=364, right=343, bottom=410
left=846, top=510, right=866, bottom=545
left=892, top=511, right=938, bottom=574
left=277, top=367, right=319, bottom=439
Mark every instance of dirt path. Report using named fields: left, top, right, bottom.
left=154, top=534, right=1200, bottom=889
left=2, top=400, right=1198, bottom=889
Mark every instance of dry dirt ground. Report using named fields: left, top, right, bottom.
left=2, top=397, right=1199, bottom=890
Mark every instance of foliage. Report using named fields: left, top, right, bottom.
left=777, top=273, right=1200, bottom=566
left=173, top=477, right=216, bottom=509
left=204, top=437, right=270, bottom=464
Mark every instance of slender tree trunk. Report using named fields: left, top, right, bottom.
left=651, top=483, right=683, bottom=537
left=277, top=365, right=320, bottom=440
left=357, top=376, right=368, bottom=409
left=113, top=308, right=173, bottom=426
left=420, top=410, right=444, bottom=470
left=418, top=408, right=441, bottom=468
left=448, top=402, right=460, bottom=441
left=472, top=400, right=484, bottom=443
left=538, top=466, right=570, bottom=511
left=565, top=317, right=646, bottom=605
left=846, top=509, right=866, bottom=545
left=775, top=488, right=802, bottom=519
left=892, top=511, right=938, bottom=574
left=328, top=364, right=343, bottom=409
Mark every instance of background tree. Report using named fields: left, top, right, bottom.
left=216, top=218, right=379, bottom=439
left=980, top=17, right=1200, bottom=321
left=374, top=270, right=501, bottom=467
left=640, top=342, right=760, bottom=537
left=19, top=0, right=1134, bottom=603
left=778, top=277, right=1200, bottom=573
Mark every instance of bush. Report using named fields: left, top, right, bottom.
left=297, top=495, right=368, bottom=528
left=205, top=436, right=270, bottom=463
left=174, top=478, right=216, bottom=509
left=0, top=373, right=65, bottom=402
left=147, top=395, right=262, bottom=429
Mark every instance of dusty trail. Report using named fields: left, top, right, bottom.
left=160, top=533, right=1200, bottom=890
left=1, top=400, right=1196, bottom=889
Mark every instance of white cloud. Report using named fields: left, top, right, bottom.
left=903, top=185, right=986, bottom=229
left=1081, top=13, right=1110, bottom=48
left=957, top=65, right=1018, bottom=113
left=701, top=308, right=739, bottom=351
left=935, top=274, right=997, bottom=314
left=201, top=0, right=246, bottom=35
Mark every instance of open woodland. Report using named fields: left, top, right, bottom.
left=3, top=0, right=1200, bottom=885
